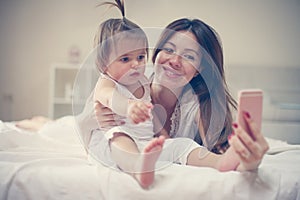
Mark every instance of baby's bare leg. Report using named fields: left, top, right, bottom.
left=110, top=134, right=165, bottom=189
left=135, top=136, right=165, bottom=189
left=110, top=133, right=141, bottom=171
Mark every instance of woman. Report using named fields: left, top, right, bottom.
left=94, top=18, right=269, bottom=169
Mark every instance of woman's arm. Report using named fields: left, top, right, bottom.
left=216, top=112, right=269, bottom=171
left=194, top=110, right=269, bottom=171
left=229, top=112, right=269, bottom=171
left=94, top=101, right=125, bottom=128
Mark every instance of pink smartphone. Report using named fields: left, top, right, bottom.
left=237, top=89, right=263, bottom=135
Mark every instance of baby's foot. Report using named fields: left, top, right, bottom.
left=135, top=136, right=165, bottom=189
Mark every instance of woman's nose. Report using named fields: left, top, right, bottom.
left=169, top=54, right=181, bottom=68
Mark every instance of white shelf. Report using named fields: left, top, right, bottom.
left=48, top=60, right=102, bottom=119
left=49, top=63, right=79, bottom=119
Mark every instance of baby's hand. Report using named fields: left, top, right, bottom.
left=127, top=100, right=153, bottom=124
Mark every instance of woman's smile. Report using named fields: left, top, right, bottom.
left=162, top=65, right=183, bottom=78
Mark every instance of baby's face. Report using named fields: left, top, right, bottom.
left=106, top=39, right=147, bottom=86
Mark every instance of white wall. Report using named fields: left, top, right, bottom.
left=0, top=0, right=300, bottom=121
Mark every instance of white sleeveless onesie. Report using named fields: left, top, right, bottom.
left=88, top=76, right=206, bottom=168
left=101, top=74, right=155, bottom=141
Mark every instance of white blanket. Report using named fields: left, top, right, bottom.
left=1, top=117, right=300, bottom=200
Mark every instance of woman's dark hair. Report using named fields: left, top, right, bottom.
left=94, top=0, right=148, bottom=72
left=152, top=18, right=237, bottom=153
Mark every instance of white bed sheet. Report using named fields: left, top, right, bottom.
left=1, top=117, right=300, bottom=200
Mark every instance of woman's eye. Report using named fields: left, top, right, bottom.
left=163, top=47, right=175, bottom=54
left=183, top=54, right=195, bottom=61
left=120, top=57, right=129, bottom=62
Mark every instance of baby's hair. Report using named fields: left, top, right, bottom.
left=97, top=0, right=125, bottom=18
left=94, top=0, right=148, bottom=73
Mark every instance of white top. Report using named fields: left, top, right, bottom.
left=99, top=74, right=154, bottom=140
left=169, top=86, right=200, bottom=139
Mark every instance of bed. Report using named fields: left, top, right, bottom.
left=1, top=116, right=300, bottom=200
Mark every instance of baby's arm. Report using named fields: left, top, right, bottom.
left=94, top=78, right=152, bottom=123
left=127, top=100, right=153, bottom=124
left=94, top=78, right=128, bottom=116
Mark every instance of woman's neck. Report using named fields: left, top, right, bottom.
left=151, top=83, right=184, bottom=136
left=150, top=83, right=183, bottom=109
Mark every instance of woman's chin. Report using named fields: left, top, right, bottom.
left=156, top=77, right=186, bottom=90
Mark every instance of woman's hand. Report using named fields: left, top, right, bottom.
left=94, top=100, right=125, bottom=129
left=229, top=112, right=269, bottom=171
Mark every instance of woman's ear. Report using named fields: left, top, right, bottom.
left=194, top=65, right=204, bottom=77
left=194, top=68, right=202, bottom=77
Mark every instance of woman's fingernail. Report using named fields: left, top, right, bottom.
left=228, top=134, right=232, bottom=140
left=228, top=132, right=234, bottom=140
left=244, top=111, right=251, bottom=119
left=232, top=123, right=238, bottom=129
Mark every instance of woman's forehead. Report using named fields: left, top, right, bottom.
left=167, top=31, right=200, bottom=52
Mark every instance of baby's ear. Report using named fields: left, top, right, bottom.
left=95, top=60, right=108, bottom=73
